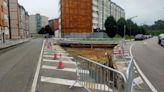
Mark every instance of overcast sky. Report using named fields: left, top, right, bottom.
left=18, top=0, right=164, bottom=25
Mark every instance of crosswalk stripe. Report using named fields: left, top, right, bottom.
left=41, top=76, right=113, bottom=91
left=43, top=52, right=69, bottom=55
left=43, top=55, right=73, bottom=59
left=133, top=76, right=144, bottom=86
left=44, top=49, right=66, bottom=53
left=42, top=65, right=89, bottom=74
left=41, top=76, right=82, bottom=87
left=43, top=59, right=76, bottom=64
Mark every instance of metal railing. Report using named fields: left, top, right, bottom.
left=70, top=56, right=127, bottom=92
left=69, top=41, right=135, bottom=92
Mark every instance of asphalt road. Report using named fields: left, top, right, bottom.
left=0, top=38, right=43, bottom=92
left=132, top=37, right=164, bottom=92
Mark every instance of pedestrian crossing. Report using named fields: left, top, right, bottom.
left=35, top=43, right=87, bottom=92
left=133, top=66, right=145, bottom=91
left=37, top=41, right=114, bottom=92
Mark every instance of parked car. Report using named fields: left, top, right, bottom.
left=161, top=38, right=164, bottom=46
left=158, top=34, right=164, bottom=45
left=143, top=35, right=152, bottom=39
left=135, top=34, right=144, bottom=40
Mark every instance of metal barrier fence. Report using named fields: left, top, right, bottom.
left=71, top=56, right=127, bottom=92
left=126, top=57, right=134, bottom=92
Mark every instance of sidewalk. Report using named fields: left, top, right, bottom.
left=114, top=41, right=146, bottom=92
left=0, top=38, right=31, bottom=50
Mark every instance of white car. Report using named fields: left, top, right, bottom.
left=158, top=34, right=164, bottom=46
left=161, top=37, right=164, bottom=46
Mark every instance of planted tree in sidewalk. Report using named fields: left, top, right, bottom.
left=105, top=16, right=117, bottom=38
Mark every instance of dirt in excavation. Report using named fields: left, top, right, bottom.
left=64, top=47, right=113, bottom=64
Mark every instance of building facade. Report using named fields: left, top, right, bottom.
left=59, top=0, right=92, bottom=38
left=98, top=0, right=125, bottom=30
left=9, top=0, right=20, bottom=39
left=29, top=14, right=48, bottom=34
left=0, top=0, right=9, bottom=41
left=18, top=4, right=29, bottom=38
left=25, top=12, right=29, bottom=37
left=49, top=19, right=59, bottom=37
left=59, top=0, right=125, bottom=38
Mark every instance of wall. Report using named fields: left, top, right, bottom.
left=60, top=0, right=92, bottom=36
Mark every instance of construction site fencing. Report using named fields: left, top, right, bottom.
left=71, top=56, right=127, bottom=92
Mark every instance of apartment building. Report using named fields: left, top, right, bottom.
left=0, top=0, right=9, bottom=40
left=25, top=12, right=29, bottom=37
left=18, top=5, right=29, bottom=38
left=97, top=0, right=125, bottom=30
left=29, top=14, right=48, bottom=35
left=59, top=0, right=125, bottom=38
left=8, top=0, right=20, bottom=39
left=92, top=0, right=99, bottom=31
left=59, top=0, right=92, bottom=38
left=110, top=1, right=125, bottom=21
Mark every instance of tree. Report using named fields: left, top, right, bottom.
left=126, top=19, right=134, bottom=36
left=131, top=23, right=138, bottom=36
left=153, top=20, right=164, bottom=29
left=116, top=18, right=126, bottom=37
left=105, top=16, right=117, bottom=38
left=38, top=25, right=54, bottom=35
left=38, top=27, right=46, bottom=34
left=45, top=25, right=54, bottom=35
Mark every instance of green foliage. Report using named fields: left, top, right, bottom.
left=117, top=18, right=126, bottom=37
left=141, top=19, right=164, bottom=35
left=105, top=16, right=117, bottom=38
left=38, top=25, right=54, bottom=35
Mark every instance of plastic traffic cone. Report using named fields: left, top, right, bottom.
left=58, top=61, right=64, bottom=69
left=58, top=54, right=64, bottom=69
left=54, top=53, right=57, bottom=60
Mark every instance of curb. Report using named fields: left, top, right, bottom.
left=0, top=39, right=31, bottom=50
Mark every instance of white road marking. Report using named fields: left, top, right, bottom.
left=41, top=76, right=112, bottom=91
left=134, top=61, right=158, bottom=92
left=133, top=76, right=143, bottom=86
left=43, top=52, right=69, bottom=55
left=44, top=49, right=66, bottom=53
left=41, top=76, right=82, bottom=87
left=130, top=43, right=158, bottom=92
left=30, top=40, right=45, bottom=92
left=42, top=65, right=89, bottom=74
left=43, top=55, right=73, bottom=59
left=43, top=59, right=76, bottom=64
